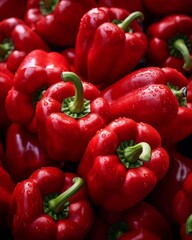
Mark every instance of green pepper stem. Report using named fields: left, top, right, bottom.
left=61, top=71, right=85, bottom=113
left=186, top=214, right=192, bottom=235
left=0, top=39, right=14, bottom=61
left=39, top=0, right=59, bottom=15
left=167, top=83, right=187, bottom=107
left=118, top=11, right=144, bottom=32
left=174, top=39, right=192, bottom=71
left=48, top=177, right=84, bottom=214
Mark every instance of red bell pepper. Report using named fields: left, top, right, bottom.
left=74, top=7, right=147, bottom=86
left=24, top=0, right=96, bottom=47
left=78, top=117, right=170, bottom=212
left=0, top=66, right=14, bottom=131
left=101, top=66, right=192, bottom=144
left=146, top=14, right=192, bottom=74
left=86, top=201, right=173, bottom=240
left=0, top=165, right=15, bottom=230
left=8, top=167, right=94, bottom=240
left=36, top=71, right=109, bottom=162
left=3, top=123, right=59, bottom=183
left=187, top=75, right=192, bottom=109
left=142, top=0, right=192, bottom=16
left=172, top=172, right=192, bottom=239
left=5, top=49, right=70, bottom=133
left=96, top=0, right=144, bottom=13
left=147, top=145, right=192, bottom=231
left=0, top=17, right=50, bottom=73
left=0, top=0, right=26, bottom=21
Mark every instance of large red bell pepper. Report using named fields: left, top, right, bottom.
left=142, top=0, right=192, bottom=16
left=36, top=71, right=109, bottom=162
left=8, top=167, right=94, bottom=240
left=146, top=14, right=192, bottom=74
left=74, top=7, right=147, bottom=86
left=5, top=49, right=70, bottom=133
left=86, top=201, right=173, bottom=240
left=25, top=0, right=96, bottom=47
left=78, top=117, right=170, bottom=212
left=101, top=66, right=192, bottom=144
left=0, top=18, right=50, bottom=73
left=4, top=123, right=59, bottom=183
left=172, top=172, right=192, bottom=239
left=0, top=165, right=15, bottom=230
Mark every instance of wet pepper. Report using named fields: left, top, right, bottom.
left=86, top=201, right=173, bottom=240
left=0, top=18, right=50, bottom=73
left=8, top=167, right=94, bottom=240
left=4, top=123, right=59, bottom=183
left=101, top=66, right=192, bottom=144
left=36, top=71, right=109, bottom=162
left=74, top=7, right=147, bottom=86
left=5, top=49, right=70, bottom=133
left=146, top=14, right=192, bottom=74
left=25, top=0, right=96, bottom=47
left=78, top=117, right=170, bottom=212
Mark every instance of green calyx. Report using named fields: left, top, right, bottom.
left=39, top=0, right=59, bottom=15
left=117, top=140, right=151, bottom=169
left=0, top=38, right=14, bottom=62
left=117, top=11, right=144, bottom=33
left=43, top=177, right=84, bottom=221
left=168, top=33, right=192, bottom=71
left=61, top=71, right=90, bottom=119
left=108, top=221, right=128, bottom=240
left=32, top=87, right=46, bottom=107
left=186, top=214, right=192, bottom=235
left=167, top=82, right=187, bottom=107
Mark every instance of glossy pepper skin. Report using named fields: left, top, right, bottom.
left=4, top=123, right=59, bottom=183
left=86, top=201, right=173, bottom=240
left=36, top=71, right=109, bottom=162
left=172, top=172, right=192, bottom=239
left=0, top=65, right=14, bottom=131
left=25, top=0, right=96, bottom=47
left=74, top=7, right=147, bottom=87
left=8, top=167, right=94, bottom=240
left=5, top=49, right=70, bottom=133
left=78, top=117, right=170, bottom=212
left=0, top=165, right=15, bottom=230
left=146, top=14, right=192, bottom=75
left=0, top=18, right=50, bottom=73
left=142, top=0, right=192, bottom=16
left=101, top=66, right=192, bottom=144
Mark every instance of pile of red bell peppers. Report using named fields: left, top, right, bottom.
left=0, top=0, right=192, bottom=239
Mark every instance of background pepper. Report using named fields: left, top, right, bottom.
left=0, top=17, right=50, bottom=73
left=146, top=14, right=192, bottom=75
left=74, top=7, right=147, bottom=86
left=3, top=123, right=59, bottom=183
left=8, top=167, right=94, bottom=240
left=78, top=117, right=170, bottom=212
left=24, top=0, right=96, bottom=47
left=36, top=71, right=109, bottom=162
left=5, top=49, right=70, bottom=133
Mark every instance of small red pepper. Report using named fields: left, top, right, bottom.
left=172, top=172, right=192, bottom=239
left=146, top=14, right=192, bottom=74
left=142, top=0, right=192, bottom=16
left=101, top=66, right=192, bottom=144
left=4, top=123, right=59, bottom=183
left=78, top=117, right=170, bottom=212
left=8, top=167, right=94, bottom=240
left=86, top=201, right=173, bottom=240
left=36, top=71, right=109, bottom=162
left=0, top=18, right=50, bottom=73
left=0, top=165, right=15, bottom=230
left=5, top=49, right=70, bottom=133
left=25, top=0, right=96, bottom=47
left=0, top=66, right=14, bottom=131
left=74, top=7, right=147, bottom=86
